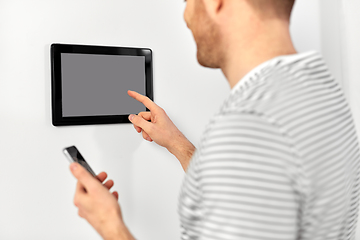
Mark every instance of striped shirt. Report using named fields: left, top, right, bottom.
left=178, top=51, right=360, bottom=240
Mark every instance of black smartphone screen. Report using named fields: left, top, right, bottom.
left=64, top=146, right=96, bottom=177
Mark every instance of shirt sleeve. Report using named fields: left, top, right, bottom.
left=180, top=112, right=300, bottom=240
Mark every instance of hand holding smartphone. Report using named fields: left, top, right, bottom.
left=63, top=146, right=96, bottom=177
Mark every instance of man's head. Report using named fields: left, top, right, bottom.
left=184, top=0, right=296, bottom=69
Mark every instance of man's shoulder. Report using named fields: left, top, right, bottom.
left=221, top=51, right=339, bottom=120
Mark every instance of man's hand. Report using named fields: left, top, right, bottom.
left=127, top=90, right=195, bottom=171
left=70, top=162, right=135, bottom=240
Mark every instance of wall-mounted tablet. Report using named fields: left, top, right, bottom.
left=51, top=43, right=153, bottom=126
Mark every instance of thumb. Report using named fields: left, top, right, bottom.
left=129, top=114, right=151, bottom=133
left=70, top=162, right=97, bottom=190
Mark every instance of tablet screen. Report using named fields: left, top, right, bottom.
left=61, top=53, right=146, bottom=117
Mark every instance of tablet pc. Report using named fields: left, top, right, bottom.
left=51, top=43, right=153, bottom=126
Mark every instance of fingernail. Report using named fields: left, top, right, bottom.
left=70, top=163, right=77, bottom=171
left=146, top=137, right=151, bottom=141
left=129, top=114, right=134, bottom=121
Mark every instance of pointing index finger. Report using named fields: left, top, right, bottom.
left=128, top=90, right=157, bottom=112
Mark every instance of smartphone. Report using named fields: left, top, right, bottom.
left=63, top=145, right=97, bottom=177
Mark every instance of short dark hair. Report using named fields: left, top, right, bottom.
left=246, top=0, right=296, bottom=20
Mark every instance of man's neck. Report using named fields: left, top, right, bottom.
left=221, top=21, right=297, bottom=88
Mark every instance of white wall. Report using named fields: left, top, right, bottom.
left=0, top=0, right=340, bottom=239
left=341, top=0, right=360, bottom=137
left=0, top=1, right=228, bottom=239
left=291, top=0, right=321, bottom=53
left=339, top=1, right=360, bottom=238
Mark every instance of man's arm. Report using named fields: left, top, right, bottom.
left=70, top=91, right=195, bottom=240
left=128, top=90, right=195, bottom=171
left=70, top=162, right=136, bottom=240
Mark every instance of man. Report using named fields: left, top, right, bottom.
left=70, top=0, right=360, bottom=239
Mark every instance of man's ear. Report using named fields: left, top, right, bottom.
left=203, top=0, right=224, bottom=20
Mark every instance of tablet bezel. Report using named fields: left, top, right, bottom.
left=51, top=43, right=153, bottom=126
